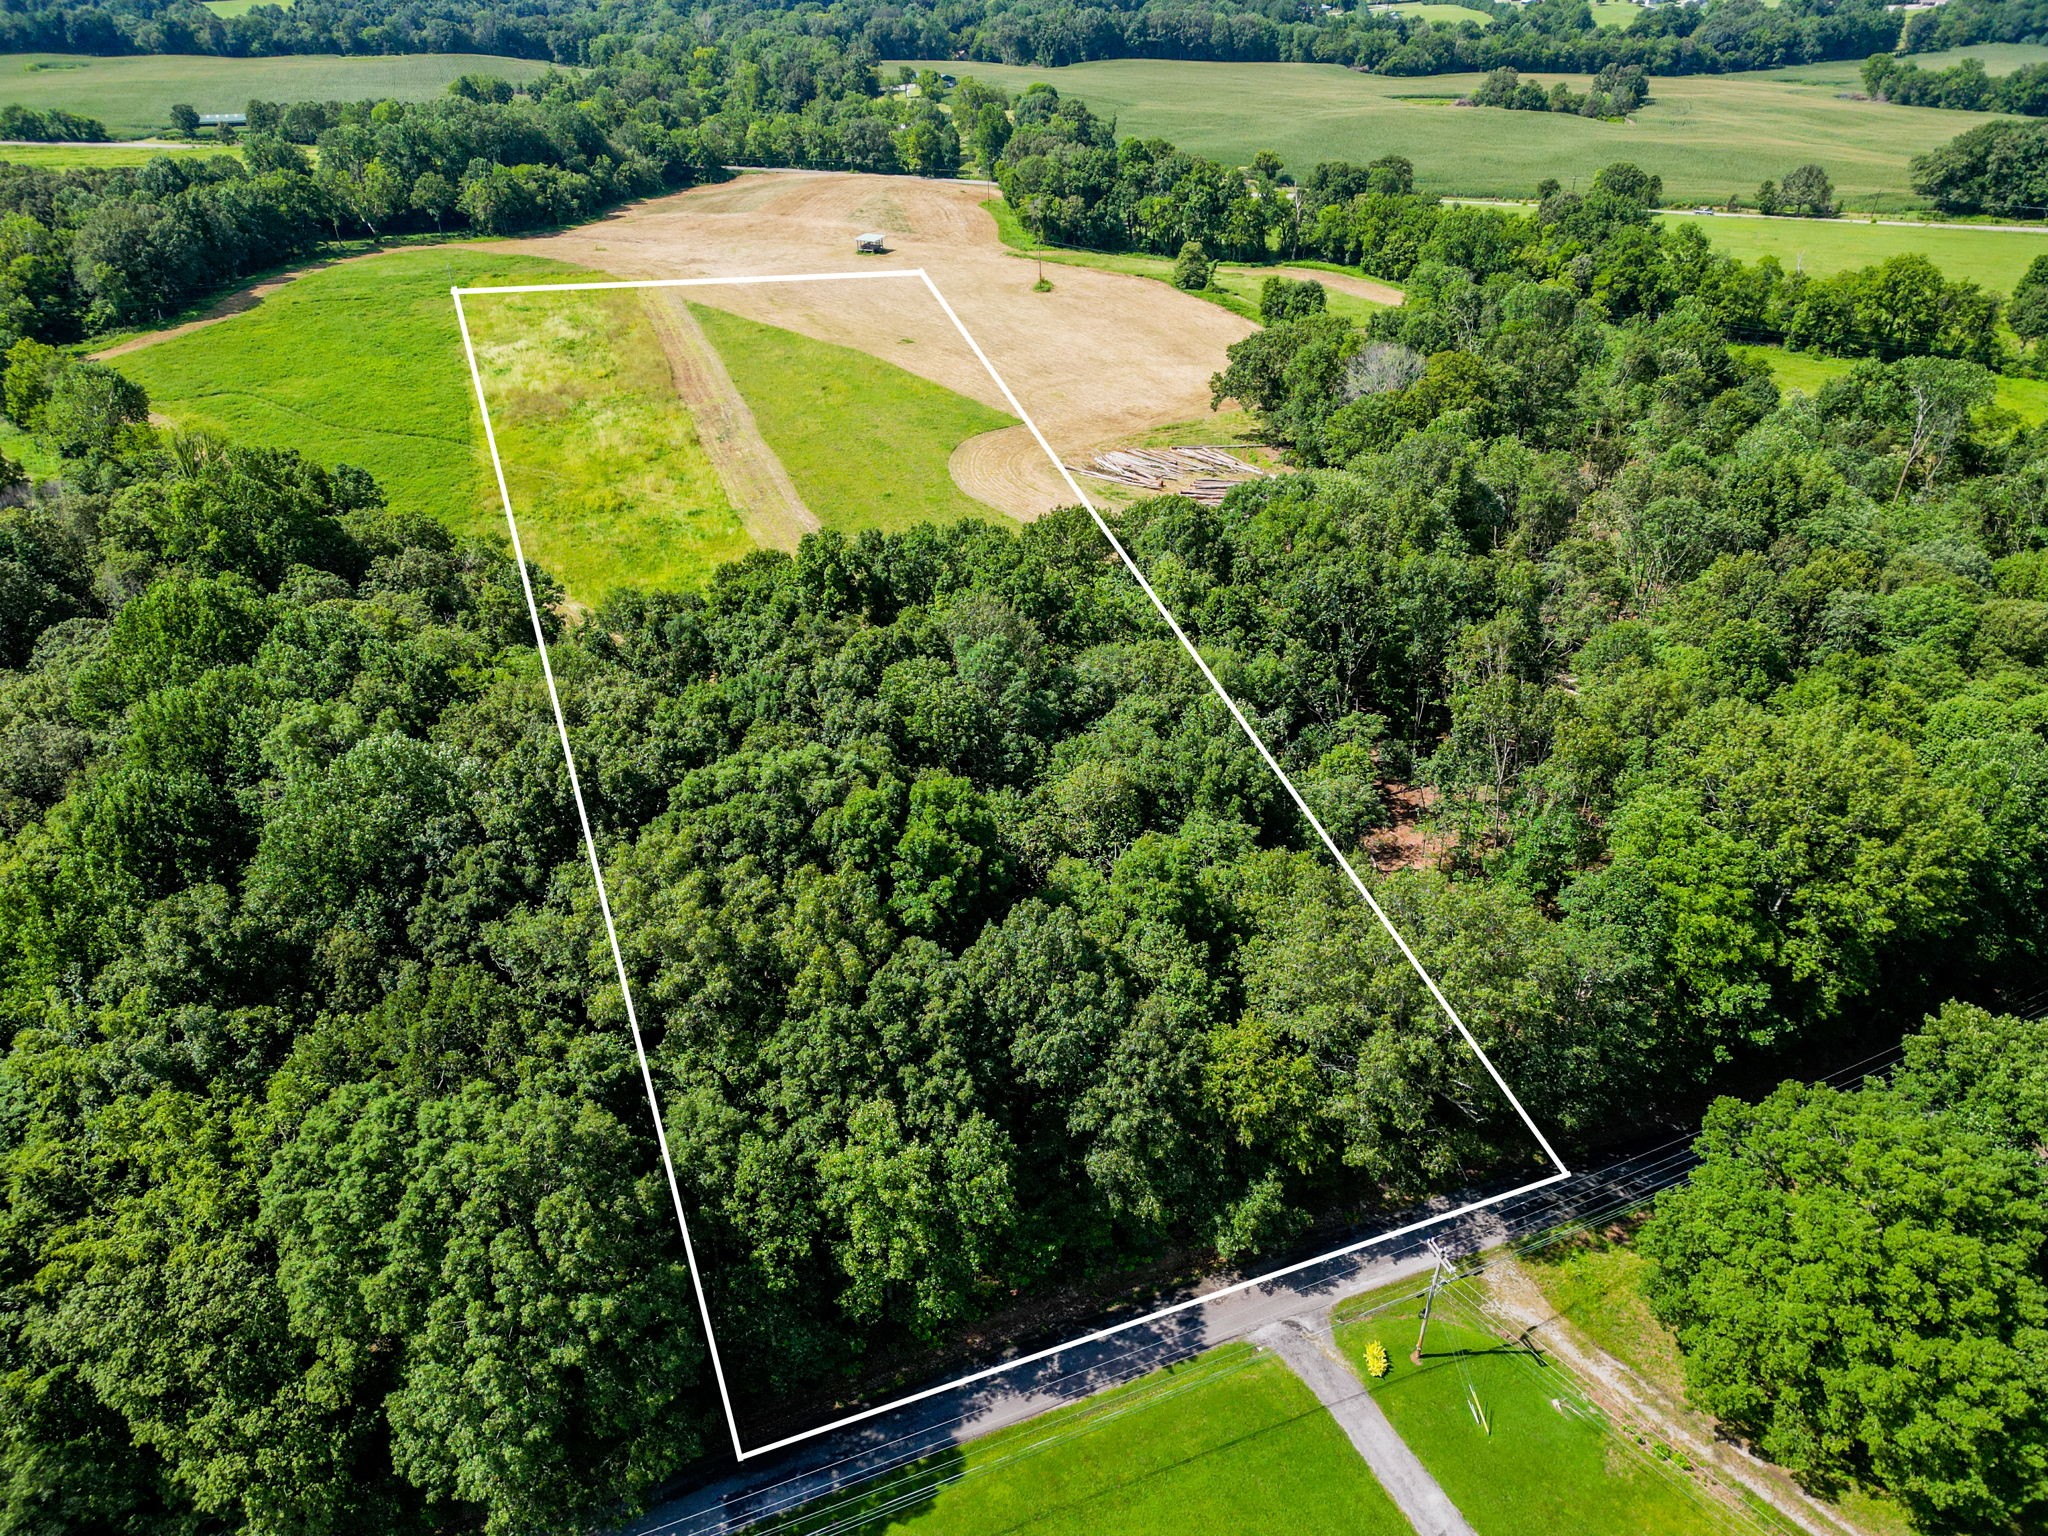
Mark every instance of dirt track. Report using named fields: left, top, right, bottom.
left=497, top=173, right=1257, bottom=519
left=639, top=290, right=817, bottom=551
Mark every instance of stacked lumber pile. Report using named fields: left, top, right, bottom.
left=1071, top=445, right=1270, bottom=506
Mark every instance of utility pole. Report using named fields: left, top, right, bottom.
left=1413, top=1240, right=1450, bottom=1364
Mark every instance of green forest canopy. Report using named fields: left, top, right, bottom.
left=1, top=37, right=2047, bottom=1536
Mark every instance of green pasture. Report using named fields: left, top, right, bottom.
left=202, top=0, right=293, bottom=14
left=691, top=303, right=1018, bottom=536
left=1768, top=42, right=2048, bottom=92
left=0, top=51, right=555, bottom=136
left=1661, top=211, right=2048, bottom=293
left=1589, top=1, right=1643, bottom=27
left=1735, top=344, right=2048, bottom=423
left=783, top=1343, right=1412, bottom=1536
left=461, top=287, right=753, bottom=602
left=114, top=246, right=569, bottom=546
left=902, top=56, right=2016, bottom=207
left=1334, top=1295, right=1767, bottom=1536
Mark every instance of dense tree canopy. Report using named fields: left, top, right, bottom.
left=1642, top=1005, right=2048, bottom=1534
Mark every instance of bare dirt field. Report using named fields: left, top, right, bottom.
left=497, top=172, right=1257, bottom=519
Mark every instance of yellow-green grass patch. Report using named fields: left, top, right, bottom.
left=906, top=57, right=2018, bottom=207
left=1590, top=1, right=1643, bottom=28
left=1335, top=1293, right=1774, bottom=1536
left=0, top=142, right=231, bottom=168
left=1660, top=211, right=2048, bottom=293
left=782, top=1343, right=1414, bottom=1536
left=113, top=246, right=571, bottom=542
left=460, top=288, right=753, bottom=603
left=202, top=0, right=293, bottom=14
left=0, top=51, right=555, bottom=137
left=0, top=418, right=62, bottom=482
left=1736, top=343, right=2048, bottom=423
left=691, top=302, right=1018, bottom=537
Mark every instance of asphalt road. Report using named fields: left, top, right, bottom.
left=624, top=1140, right=1695, bottom=1536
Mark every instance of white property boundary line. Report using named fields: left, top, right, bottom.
left=450, top=267, right=1571, bottom=1465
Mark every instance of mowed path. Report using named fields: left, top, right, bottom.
left=496, top=172, right=1256, bottom=519
left=638, top=290, right=817, bottom=551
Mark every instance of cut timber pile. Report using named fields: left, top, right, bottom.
left=1072, top=445, right=1270, bottom=505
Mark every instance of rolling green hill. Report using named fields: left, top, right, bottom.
left=897, top=57, right=2013, bottom=208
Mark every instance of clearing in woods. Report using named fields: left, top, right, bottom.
left=887, top=57, right=2016, bottom=208
left=1659, top=212, right=2048, bottom=294
left=509, top=171, right=1258, bottom=517
left=691, top=301, right=1017, bottom=536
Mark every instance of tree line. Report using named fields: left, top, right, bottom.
left=991, top=94, right=2012, bottom=368
left=0, top=0, right=1956, bottom=81
left=1863, top=51, right=2048, bottom=118
left=0, top=36, right=966, bottom=337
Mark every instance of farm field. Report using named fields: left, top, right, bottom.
left=1767, top=41, right=2048, bottom=90
left=0, top=51, right=555, bottom=136
left=1333, top=1296, right=1770, bottom=1536
left=1661, top=211, right=2048, bottom=293
left=202, top=0, right=292, bottom=13
left=1736, top=343, right=2048, bottom=423
left=460, top=287, right=755, bottom=601
left=781, top=1344, right=1414, bottom=1536
left=111, top=246, right=570, bottom=542
left=0, top=141, right=227, bottom=168
left=893, top=57, right=2014, bottom=207
left=693, top=303, right=1016, bottom=538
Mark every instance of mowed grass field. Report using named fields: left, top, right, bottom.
left=1659, top=212, right=2048, bottom=293
left=897, top=57, right=2012, bottom=206
left=462, top=287, right=754, bottom=601
left=692, top=303, right=1019, bottom=536
left=1333, top=1297, right=1768, bottom=1536
left=784, top=1344, right=1413, bottom=1536
left=0, top=51, right=556, bottom=136
left=114, top=246, right=568, bottom=542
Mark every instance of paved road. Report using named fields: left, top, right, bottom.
left=1255, top=1317, right=1477, bottom=1536
left=625, top=1140, right=1695, bottom=1536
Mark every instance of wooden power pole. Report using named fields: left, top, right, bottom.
left=1412, top=1241, right=1451, bottom=1364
